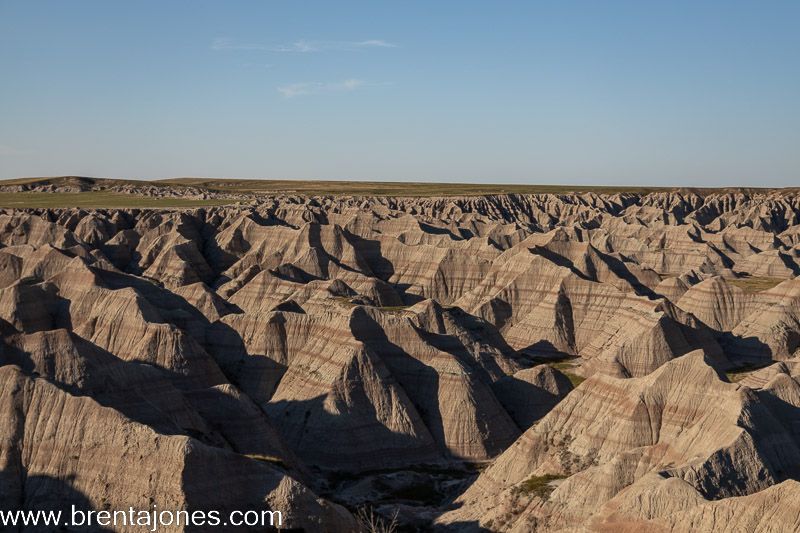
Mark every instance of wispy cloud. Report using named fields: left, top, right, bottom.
left=270, top=39, right=397, bottom=52
left=277, top=78, right=370, bottom=98
left=212, top=38, right=397, bottom=53
left=357, top=40, right=396, bottom=48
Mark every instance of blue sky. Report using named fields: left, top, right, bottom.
left=1, top=1, right=798, bottom=186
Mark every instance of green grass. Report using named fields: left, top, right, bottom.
left=2, top=176, right=795, bottom=199
left=332, top=297, right=412, bottom=313
left=159, top=178, right=685, bottom=196
left=724, top=362, right=774, bottom=383
left=567, top=373, right=585, bottom=387
left=157, top=178, right=795, bottom=196
left=160, top=178, right=793, bottom=197
left=0, top=192, right=234, bottom=208
left=375, top=305, right=413, bottom=312
left=725, top=370, right=750, bottom=383
left=560, top=371, right=585, bottom=387
left=512, top=474, right=566, bottom=499
left=326, top=462, right=486, bottom=486
left=243, top=453, right=287, bottom=468
left=728, top=276, right=784, bottom=293
left=543, top=359, right=586, bottom=387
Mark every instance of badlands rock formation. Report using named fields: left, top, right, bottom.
left=1, top=188, right=799, bottom=531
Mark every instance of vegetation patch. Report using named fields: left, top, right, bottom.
left=327, top=462, right=482, bottom=486
left=725, top=370, right=750, bottom=383
left=512, top=474, right=567, bottom=500
left=331, top=297, right=411, bottom=313
left=728, top=276, right=784, bottom=293
left=244, top=453, right=287, bottom=469
left=562, top=371, right=586, bottom=387
left=724, top=361, right=774, bottom=383
left=543, top=359, right=586, bottom=387
left=375, top=305, right=413, bottom=313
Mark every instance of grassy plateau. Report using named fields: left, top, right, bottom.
left=0, top=192, right=233, bottom=209
left=0, top=176, right=794, bottom=208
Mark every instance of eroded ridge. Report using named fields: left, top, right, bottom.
left=1, top=189, right=800, bottom=531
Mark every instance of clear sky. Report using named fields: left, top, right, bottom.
left=1, top=1, right=798, bottom=186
